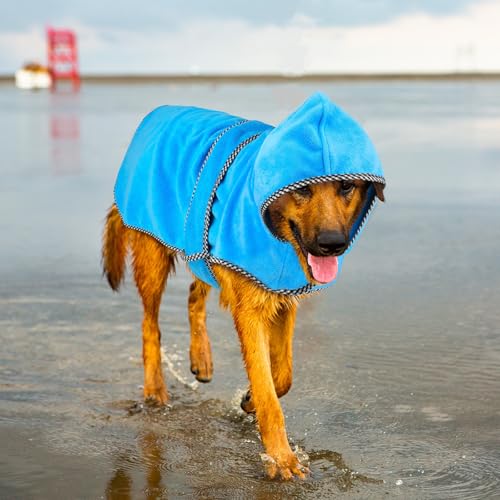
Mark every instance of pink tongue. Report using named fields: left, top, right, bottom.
left=307, top=254, right=338, bottom=283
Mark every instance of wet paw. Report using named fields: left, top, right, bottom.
left=189, top=343, right=213, bottom=383
left=240, top=389, right=255, bottom=414
left=260, top=451, right=310, bottom=480
left=143, top=385, right=169, bottom=406
left=190, top=365, right=212, bottom=383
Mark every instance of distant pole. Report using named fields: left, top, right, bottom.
left=46, top=27, right=80, bottom=91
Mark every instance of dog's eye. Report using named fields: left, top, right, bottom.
left=294, top=186, right=311, bottom=197
left=340, top=180, right=355, bottom=195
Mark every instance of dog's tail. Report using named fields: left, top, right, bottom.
left=102, top=204, right=128, bottom=291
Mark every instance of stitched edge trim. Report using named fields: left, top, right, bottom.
left=348, top=195, right=378, bottom=250
left=198, top=133, right=263, bottom=288
left=183, top=252, right=206, bottom=262
left=208, top=256, right=314, bottom=296
left=201, top=133, right=262, bottom=254
left=183, top=119, right=248, bottom=235
left=205, top=259, right=219, bottom=284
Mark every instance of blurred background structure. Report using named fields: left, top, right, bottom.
left=15, top=27, right=80, bottom=90
left=46, top=27, right=80, bottom=89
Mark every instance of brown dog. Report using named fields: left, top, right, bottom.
left=102, top=178, right=384, bottom=480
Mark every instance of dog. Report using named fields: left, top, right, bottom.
left=102, top=93, right=385, bottom=479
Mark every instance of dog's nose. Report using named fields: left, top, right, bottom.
left=316, top=231, right=346, bottom=255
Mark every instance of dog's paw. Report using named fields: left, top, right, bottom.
left=143, top=385, right=169, bottom=406
left=260, top=451, right=310, bottom=480
left=189, top=339, right=213, bottom=383
left=240, top=389, right=256, bottom=414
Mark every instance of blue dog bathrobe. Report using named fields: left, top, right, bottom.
left=114, top=92, right=385, bottom=295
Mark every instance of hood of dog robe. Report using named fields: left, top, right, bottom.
left=114, top=92, right=385, bottom=295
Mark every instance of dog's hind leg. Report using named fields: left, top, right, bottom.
left=130, top=231, right=175, bottom=405
left=187, top=278, right=213, bottom=382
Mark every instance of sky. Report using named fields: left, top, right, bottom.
left=1, top=0, right=500, bottom=74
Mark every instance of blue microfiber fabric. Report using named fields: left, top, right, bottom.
left=114, top=92, right=385, bottom=295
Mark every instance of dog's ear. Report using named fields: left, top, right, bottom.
left=373, top=182, right=385, bottom=202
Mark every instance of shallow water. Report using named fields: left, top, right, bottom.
left=0, top=80, right=499, bottom=499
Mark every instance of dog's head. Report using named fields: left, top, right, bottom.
left=254, top=93, right=385, bottom=286
left=266, top=180, right=385, bottom=284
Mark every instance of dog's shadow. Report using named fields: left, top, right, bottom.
left=104, top=396, right=382, bottom=499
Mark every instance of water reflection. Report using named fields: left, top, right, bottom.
left=106, top=431, right=167, bottom=500
left=105, top=462, right=133, bottom=500
left=50, top=113, right=80, bottom=175
left=49, top=94, right=81, bottom=176
left=103, top=401, right=382, bottom=499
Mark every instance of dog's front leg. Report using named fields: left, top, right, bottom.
left=234, top=308, right=307, bottom=480
left=240, top=302, right=297, bottom=414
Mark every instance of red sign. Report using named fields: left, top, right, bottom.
left=47, top=27, right=80, bottom=89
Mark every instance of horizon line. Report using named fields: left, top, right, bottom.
left=2, top=71, right=500, bottom=83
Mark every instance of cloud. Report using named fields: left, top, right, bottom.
left=1, top=0, right=481, bottom=32
left=1, top=0, right=499, bottom=73
left=0, top=28, right=46, bottom=69
left=300, top=0, right=500, bottom=73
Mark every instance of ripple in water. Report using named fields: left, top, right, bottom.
left=381, top=435, right=500, bottom=499
left=417, top=453, right=500, bottom=500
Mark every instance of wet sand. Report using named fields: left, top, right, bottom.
left=0, top=80, right=499, bottom=498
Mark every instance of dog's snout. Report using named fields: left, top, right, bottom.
left=316, top=231, right=346, bottom=255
